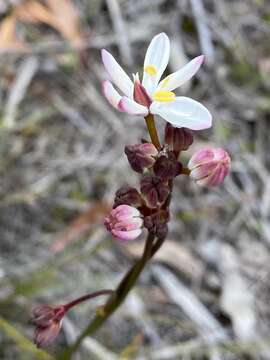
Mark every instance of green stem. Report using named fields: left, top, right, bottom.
left=57, top=233, right=155, bottom=360
left=145, top=114, right=161, bottom=150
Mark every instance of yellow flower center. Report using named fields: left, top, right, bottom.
left=153, top=90, right=176, bottom=102
left=144, top=65, right=158, bottom=76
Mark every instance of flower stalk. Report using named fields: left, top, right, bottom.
left=58, top=232, right=157, bottom=360
left=145, top=113, right=161, bottom=150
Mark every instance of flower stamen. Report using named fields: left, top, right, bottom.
left=144, top=65, right=158, bottom=76
left=153, top=90, right=176, bottom=102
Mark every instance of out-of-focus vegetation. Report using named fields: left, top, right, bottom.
left=1, top=0, right=270, bottom=359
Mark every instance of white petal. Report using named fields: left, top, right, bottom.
left=101, top=49, right=133, bottom=98
left=158, top=55, right=204, bottom=91
left=142, top=33, right=170, bottom=95
left=150, top=97, right=212, bottom=130
left=102, top=80, right=122, bottom=109
left=118, top=97, right=149, bottom=116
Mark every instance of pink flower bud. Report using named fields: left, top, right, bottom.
left=133, top=75, right=152, bottom=108
left=125, top=143, right=158, bottom=173
left=104, top=205, right=143, bottom=241
left=32, top=305, right=65, bottom=348
left=188, top=148, right=231, bottom=187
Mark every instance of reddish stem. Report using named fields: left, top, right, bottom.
left=64, top=290, right=114, bottom=312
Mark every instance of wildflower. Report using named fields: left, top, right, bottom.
left=125, top=142, right=158, bottom=173
left=32, top=305, right=65, bottom=348
left=188, top=148, right=231, bottom=187
left=101, top=33, right=212, bottom=130
left=104, top=205, right=143, bottom=241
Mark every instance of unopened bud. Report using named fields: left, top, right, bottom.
left=104, top=205, right=143, bottom=241
left=153, top=152, right=181, bottom=181
left=165, top=123, right=193, bottom=152
left=32, top=305, right=65, bottom=348
left=125, top=143, right=158, bottom=173
left=188, top=148, right=231, bottom=187
left=114, top=186, right=142, bottom=208
left=140, top=176, right=170, bottom=208
left=144, top=210, right=169, bottom=238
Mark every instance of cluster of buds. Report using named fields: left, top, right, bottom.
left=104, top=125, right=231, bottom=242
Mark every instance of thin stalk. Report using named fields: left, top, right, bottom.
left=58, top=233, right=155, bottom=360
left=145, top=114, right=161, bottom=150
left=63, top=290, right=114, bottom=312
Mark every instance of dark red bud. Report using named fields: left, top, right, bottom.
left=165, top=123, right=193, bottom=152
left=113, top=185, right=143, bottom=208
left=144, top=210, right=169, bottom=238
left=125, top=143, right=158, bottom=173
left=140, top=176, right=170, bottom=209
left=153, top=152, right=181, bottom=181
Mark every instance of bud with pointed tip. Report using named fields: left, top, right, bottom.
left=125, top=143, right=158, bottom=173
left=133, top=74, right=152, bottom=108
left=104, top=205, right=143, bottom=241
left=188, top=148, right=231, bottom=187
left=113, top=185, right=143, bottom=208
left=164, top=123, right=193, bottom=152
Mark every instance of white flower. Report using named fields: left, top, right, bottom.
left=101, top=33, right=212, bottom=130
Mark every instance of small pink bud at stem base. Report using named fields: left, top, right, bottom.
left=188, top=148, right=231, bottom=187
left=32, top=290, right=113, bottom=348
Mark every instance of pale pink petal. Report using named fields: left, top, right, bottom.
left=114, top=218, right=143, bottom=231
left=188, top=148, right=231, bottom=187
left=158, top=55, right=204, bottom=91
left=142, top=33, right=170, bottom=95
left=112, top=228, right=142, bottom=241
left=189, top=162, right=217, bottom=180
left=102, top=80, right=122, bottom=109
left=188, top=148, right=214, bottom=169
left=114, top=204, right=141, bottom=220
left=101, top=49, right=133, bottom=98
left=119, top=97, right=149, bottom=116
left=150, top=97, right=212, bottom=130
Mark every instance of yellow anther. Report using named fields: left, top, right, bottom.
left=154, top=90, right=176, bottom=102
left=160, top=76, right=170, bottom=89
left=144, top=65, right=158, bottom=76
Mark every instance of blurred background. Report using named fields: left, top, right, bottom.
left=0, top=0, right=270, bottom=359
